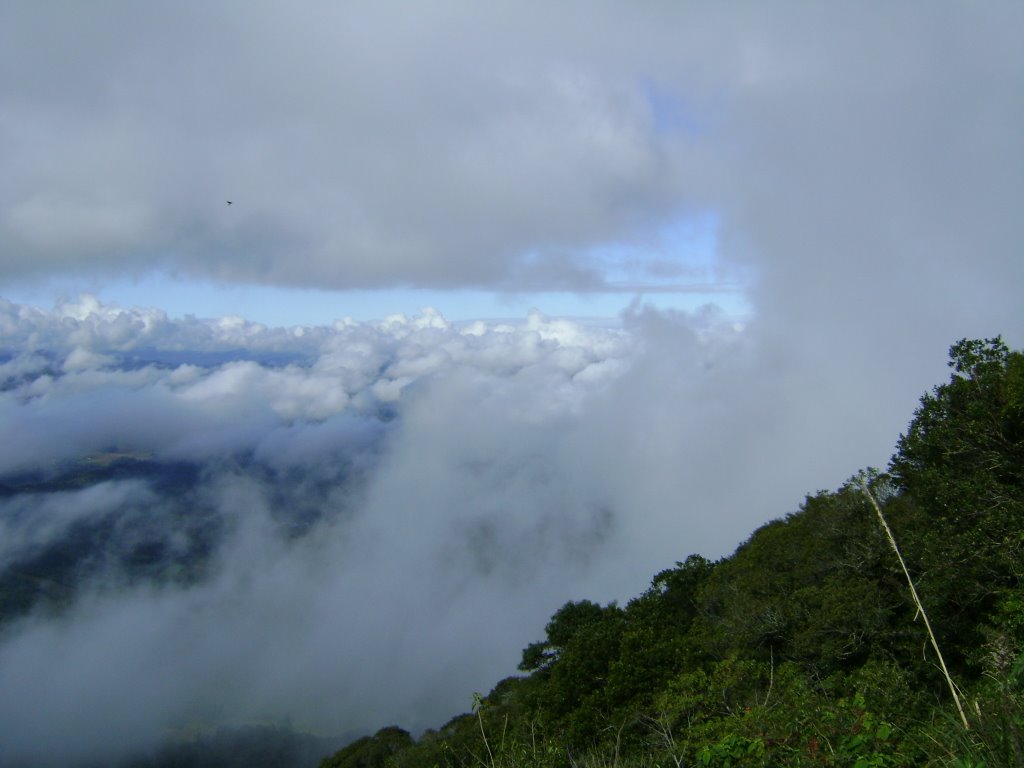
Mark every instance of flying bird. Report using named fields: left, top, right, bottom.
left=226, top=200, right=233, bottom=205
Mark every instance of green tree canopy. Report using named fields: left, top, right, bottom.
left=518, top=599, right=614, bottom=673
left=890, top=337, right=1024, bottom=654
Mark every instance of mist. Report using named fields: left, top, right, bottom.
left=0, top=301, right=703, bottom=764
left=0, top=295, right=938, bottom=766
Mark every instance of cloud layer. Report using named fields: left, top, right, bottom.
left=0, top=293, right=945, bottom=766
left=3, top=2, right=1019, bottom=299
left=0, top=299, right=689, bottom=764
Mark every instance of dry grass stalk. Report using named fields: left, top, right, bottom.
left=857, top=475, right=970, bottom=730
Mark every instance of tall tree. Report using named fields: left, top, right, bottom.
left=890, top=337, right=1024, bottom=655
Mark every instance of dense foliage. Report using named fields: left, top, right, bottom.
left=321, top=337, right=1024, bottom=768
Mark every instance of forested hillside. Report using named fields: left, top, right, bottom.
left=321, top=338, right=1024, bottom=768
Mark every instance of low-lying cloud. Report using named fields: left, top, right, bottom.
left=0, top=294, right=949, bottom=767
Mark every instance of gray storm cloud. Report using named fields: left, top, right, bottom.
left=2, top=2, right=1016, bottom=300
left=0, top=3, right=689, bottom=289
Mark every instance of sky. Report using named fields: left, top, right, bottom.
left=4, top=211, right=740, bottom=324
left=1, top=2, right=1023, bottom=766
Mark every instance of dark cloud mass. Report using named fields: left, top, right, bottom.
left=1, top=2, right=1023, bottom=766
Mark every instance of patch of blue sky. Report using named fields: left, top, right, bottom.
left=5, top=278, right=748, bottom=330
left=639, top=76, right=710, bottom=137
left=4, top=271, right=747, bottom=329
left=587, top=209, right=720, bottom=284
left=574, top=210, right=749, bottom=311
left=2, top=272, right=608, bottom=326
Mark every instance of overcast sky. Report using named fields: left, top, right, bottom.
left=2, top=2, right=1022, bottom=324
left=1, top=2, right=1023, bottom=766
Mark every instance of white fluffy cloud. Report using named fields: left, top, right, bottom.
left=0, top=295, right=894, bottom=766
left=0, top=299, right=641, bottom=764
